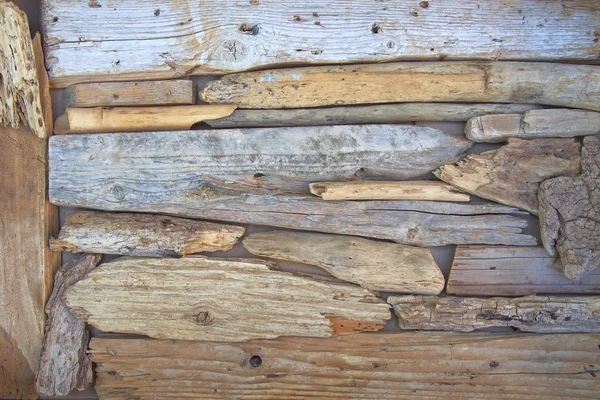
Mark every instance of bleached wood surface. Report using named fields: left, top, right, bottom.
left=447, top=246, right=600, bottom=296
left=389, top=295, right=600, bottom=333
left=49, top=211, right=245, bottom=257
left=64, top=256, right=391, bottom=341
left=201, top=62, right=600, bottom=111
left=243, top=231, right=445, bottom=294
left=90, top=333, right=600, bottom=400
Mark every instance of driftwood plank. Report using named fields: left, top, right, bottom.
left=89, top=333, right=600, bottom=400
left=466, top=109, right=600, bottom=143
left=49, top=211, right=245, bottom=257
left=206, top=103, right=544, bottom=128
left=243, top=231, right=445, bottom=294
left=35, top=254, right=101, bottom=397
left=447, top=246, right=600, bottom=296
left=539, top=136, right=600, bottom=280
left=64, top=80, right=195, bottom=108
left=201, top=62, right=600, bottom=111
left=388, top=295, right=600, bottom=333
left=435, top=138, right=582, bottom=214
left=64, top=256, right=391, bottom=341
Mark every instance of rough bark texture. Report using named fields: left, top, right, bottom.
left=89, top=333, right=600, bottom=400
left=206, top=103, right=544, bottom=128
left=35, top=254, right=102, bottom=397
left=243, top=231, right=445, bottom=294
left=64, top=256, right=391, bottom=342
left=201, top=62, right=600, bottom=111
left=466, top=109, right=600, bottom=143
left=448, top=246, right=600, bottom=296
left=49, top=211, right=245, bottom=257
left=435, top=138, right=581, bottom=215
left=388, top=295, right=600, bottom=333
left=539, top=136, right=600, bottom=280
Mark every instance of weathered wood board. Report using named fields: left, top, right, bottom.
left=243, top=231, right=445, bottom=294
left=388, top=295, right=600, bottom=333
left=201, top=62, right=600, bottom=111
left=447, top=246, right=600, bottom=296
left=89, top=333, right=600, bottom=399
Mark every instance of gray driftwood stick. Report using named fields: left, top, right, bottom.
left=388, top=295, right=600, bottom=333
left=243, top=231, right=445, bottom=294
left=49, top=211, right=245, bottom=257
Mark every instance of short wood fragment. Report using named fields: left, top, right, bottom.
left=63, top=256, right=391, bottom=341
left=435, top=138, right=581, bottom=214
left=389, top=295, right=600, bottom=333
left=447, top=246, right=600, bottom=296
left=310, top=180, right=469, bottom=202
left=35, top=254, right=102, bottom=397
left=243, top=231, right=445, bottom=294
left=539, top=136, right=600, bottom=280
left=49, top=211, right=245, bottom=257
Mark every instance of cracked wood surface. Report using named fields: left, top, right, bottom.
left=243, top=231, right=445, bottom=294
left=388, top=295, right=600, bottom=333
left=63, top=256, right=390, bottom=341
left=435, top=138, right=582, bottom=215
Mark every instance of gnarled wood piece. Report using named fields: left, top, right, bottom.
left=435, top=138, right=581, bottom=214
left=389, top=295, right=600, bottom=333
left=243, top=231, right=445, bottom=294
left=539, top=136, right=600, bottom=280
left=49, top=211, right=245, bottom=257
left=35, top=254, right=101, bottom=397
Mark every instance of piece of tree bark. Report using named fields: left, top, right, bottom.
left=63, top=80, right=195, bottom=108
left=435, top=138, right=581, bottom=215
left=89, top=333, right=600, bottom=400
left=41, top=1, right=600, bottom=88
left=35, top=254, right=101, bottom=397
left=539, top=136, right=600, bottom=280
left=389, top=295, right=600, bottom=333
left=447, top=246, right=600, bottom=296
left=243, top=231, right=445, bottom=294
left=64, top=256, right=391, bottom=342
left=466, top=109, right=600, bottom=143
left=310, top=180, right=469, bottom=202
left=50, top=211, right=245, bottom=257
left=206, top=103, right=544, bottom=128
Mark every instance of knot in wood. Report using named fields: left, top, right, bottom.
left=194, top=311, right=214, bottom=325
left=109, top=185, right=126, bottom=201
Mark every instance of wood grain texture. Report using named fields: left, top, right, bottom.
left=89, top=333, right=600, bottom=400
left=435, top=138, right=582, bottom=215
left=64, top=80, right=195, bottom=108
left=41, top=1, right=600, bottom=87
left=64, top=256, right=391, bottom=341
left=206, top=103, right=544, bottom=128
left=447, top=246, right=600, bottom=296
left=243, top=231, right=445, bottom=294
left=49, top=211, right=245, bottom=257
left=388, top=295, right=600, bottom=333
left=201, top=62, right=600, bottom=111
left=35, top=254, right=102, bottom=397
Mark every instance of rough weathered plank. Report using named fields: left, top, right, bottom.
left=466, top=109, right=600, bottom=143
left=206, top=103, right=544, bottom=128
left=447, top=246, right=600, bottom=296
left=64, top=79, right=195, bottom=108
left=435, top=138, right=581, bottom=215
left=35, top=254, right=101, bottom=397
left=64, top=256, right=391, bottom=341
left=539, top=136, right=600, bottom=280
left=310, top=180, right=469, bottom=202
left=388, top=295, right=600, bottom=333
left=89, top=333, right=600, bottom=400
left=201, top=62, right=600, bottom=111
left=49, top=211, right=245, bottom=257
left=243, top=231, right=445, bottom=294
left=42, top=1, right=600, bottom=88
